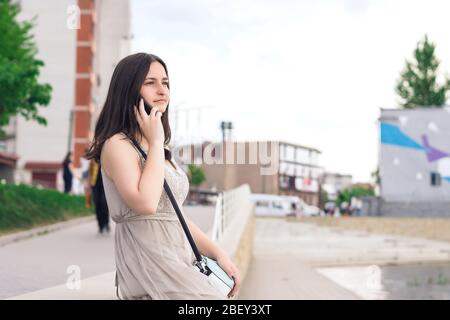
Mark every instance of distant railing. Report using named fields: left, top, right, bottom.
left=211, top=184, right=252, bottom=242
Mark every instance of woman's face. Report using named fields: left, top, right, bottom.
left=140, top=61, right=170, bottom=113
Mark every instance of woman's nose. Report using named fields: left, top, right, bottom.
left=156, top=82, right=167, bottom=93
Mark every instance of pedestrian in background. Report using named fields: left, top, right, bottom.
left=62, top=152, right=75, bottom=194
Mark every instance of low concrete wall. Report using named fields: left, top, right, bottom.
left=220, top=205, right=255, bottom=294
left=361, top=196, right=450, bottom=217
left=360, top=196, right=380, bottom=216
left=381, top=200, right=450, bottom=217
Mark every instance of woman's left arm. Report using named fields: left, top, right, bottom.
left=186, top=218, right=224, bottom=259
left=186, top=218, right=241, bottom=298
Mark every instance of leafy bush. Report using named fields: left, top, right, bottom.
left=0, top=183, right=92, bottom=233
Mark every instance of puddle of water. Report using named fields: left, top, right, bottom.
left=317, top=262, right=450, bottom=300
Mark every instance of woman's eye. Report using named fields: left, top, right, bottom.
left=145, top=82, right=168, bottom=87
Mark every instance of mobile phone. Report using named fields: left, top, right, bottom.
left=137, top=95, right=152, bottom=115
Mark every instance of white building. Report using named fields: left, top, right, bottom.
left=0, top=0, right=131, bottom=193
left=321, top=172, right=353, bottom=201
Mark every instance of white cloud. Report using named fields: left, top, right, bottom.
left=131, top=0, right=450, bottom=182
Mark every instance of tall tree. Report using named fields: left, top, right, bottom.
left=396, top=35, right=450, bottom=109
left=0, top=0, right=52, bottom=138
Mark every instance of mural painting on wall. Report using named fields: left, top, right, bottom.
left=380, top=121, right=450, bottom=183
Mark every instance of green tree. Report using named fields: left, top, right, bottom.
left=396, top=35, right=450, bottom=109
left=0, top=0, right=52, bottom=138
left=336, top=186, right=374, bottom=209
left=188, top=164, right=206, bottom=188
left=371, top=166, right=380, bottom=186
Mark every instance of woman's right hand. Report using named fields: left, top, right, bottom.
left=134, top=98, right=164, bottom=147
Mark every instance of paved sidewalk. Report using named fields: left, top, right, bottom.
left=1, top=205, right=215, bottom=300
left=0, top=220, right=115, bottom=299
left=8, top=272, right=117, bottom=300
left=0, top=216, right=96, bottom=247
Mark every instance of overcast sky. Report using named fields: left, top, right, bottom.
left=130, top=0, right=450, bottom=182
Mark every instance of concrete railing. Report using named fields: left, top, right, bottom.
left=212, top=184, right=252, bottom=242
left=211, top=184, right=255, bottom=296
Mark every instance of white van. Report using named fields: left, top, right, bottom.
left=250, top=193, right=321, bottom=217
left=250, top=194, right=301, bottom=217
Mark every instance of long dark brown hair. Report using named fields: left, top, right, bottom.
left=85, top=53, right=171, bottom=161
left=63, top=152, right=72, bottom=165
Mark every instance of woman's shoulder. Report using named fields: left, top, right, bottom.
left=107, top=132, right=129, bottom=142
left=101, top=133, right=141, bottom=177
left=103, top=133, right=132, bottom=150
left=102, top=133, right=138, bottom=163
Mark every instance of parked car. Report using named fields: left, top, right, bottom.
left=250, top=194, right=322, bottom=217
left=250, top=194, right=301, bottom=217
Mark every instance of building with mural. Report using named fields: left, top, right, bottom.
left=378, top=106, right=450, bottom=216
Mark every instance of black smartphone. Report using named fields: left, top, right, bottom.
left=137, top=95, right=152, bottom=115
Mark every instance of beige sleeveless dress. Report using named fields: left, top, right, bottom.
left=100, top=134, right=225, bottom=300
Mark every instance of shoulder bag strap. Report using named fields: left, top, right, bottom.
left=127, top=137, right=205, bottom=267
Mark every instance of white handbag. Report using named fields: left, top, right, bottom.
left=195, top=255, right=235, bottom=297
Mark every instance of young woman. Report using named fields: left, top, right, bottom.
left=85, top=53, right=240, bottom=300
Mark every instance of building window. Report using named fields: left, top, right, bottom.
left=295, top=177, right=303, bottom=191
left=310, top=151, right=318, bottom=165
left=279, top=175, right=296, bottom=190
left=296, top=149, right=308, bottom=163
left=256, top=201, right=270, bottom=208
left=286, top=163, right=295, bottom=176
left=279, top=175, right=290, bottom=189
left=279, top=162, right=287, bottom=175
left=431, top=172, right=441, bottom=186
left=285, top=145, right=295, bottom=161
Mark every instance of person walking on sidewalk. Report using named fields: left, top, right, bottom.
left=89, top=158, right=110, bottom=234
left=84, top=52, right=240, bottom=300
left=62, top=152, right=75, bottom=194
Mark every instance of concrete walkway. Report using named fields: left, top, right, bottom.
left=238, top=217, right=450, bottom=300
left=0, top=219, right=116, bottom=299
left=1, top=205, right=216, bottom=300
left=8, top=272, right=117, bottom=300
